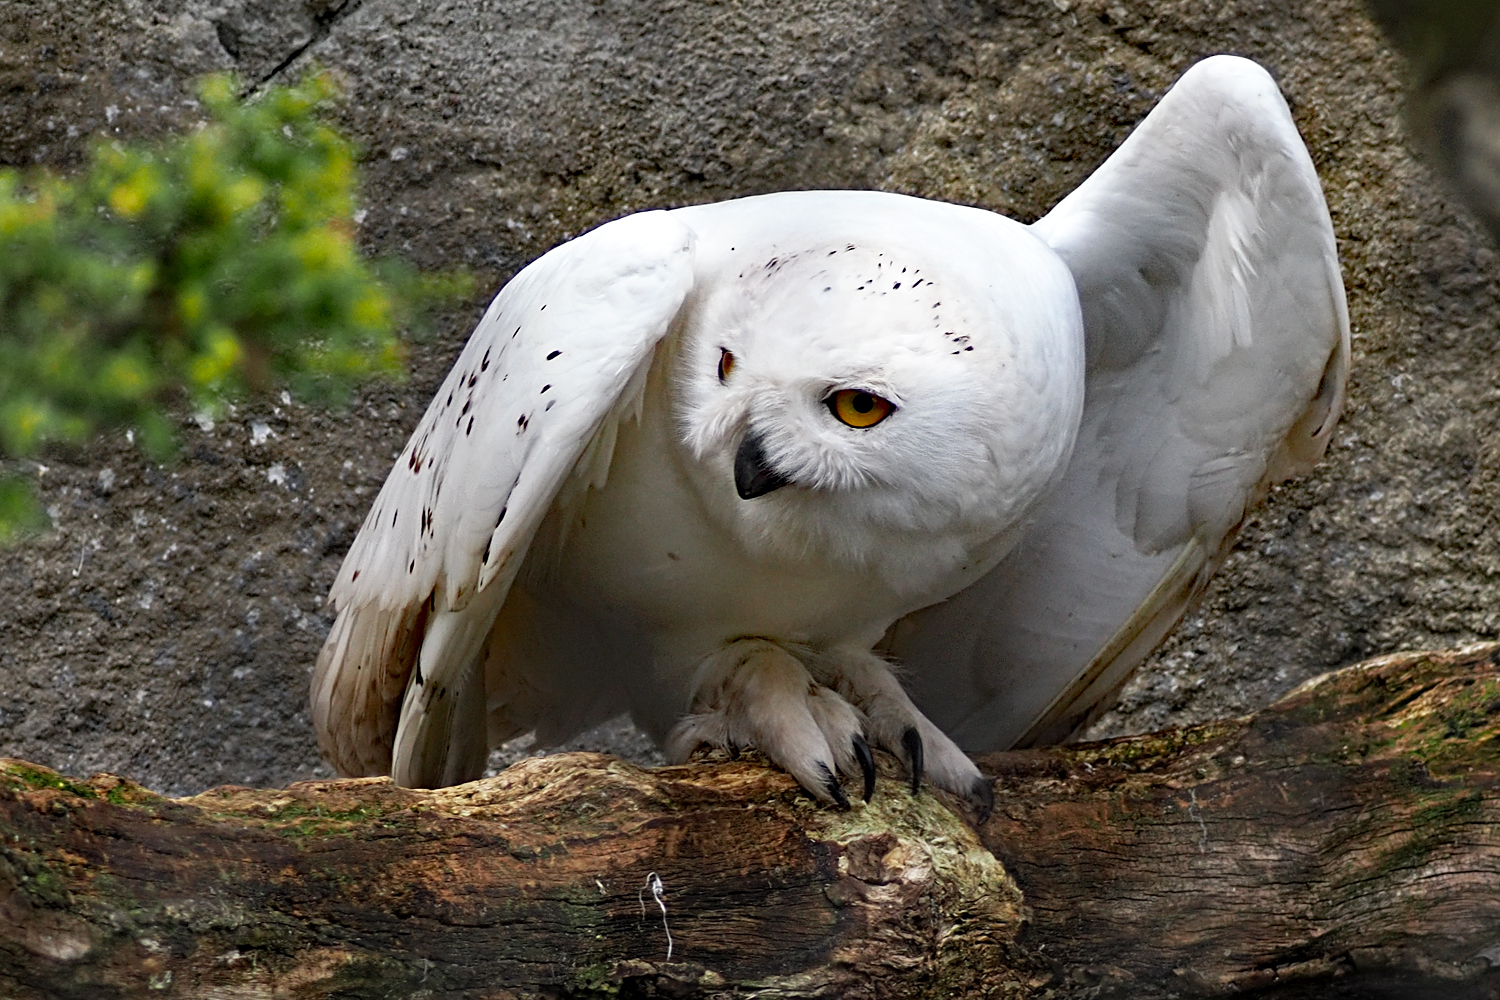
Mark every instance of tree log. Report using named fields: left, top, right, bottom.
left=2, top=645, right=1499, bottom=1000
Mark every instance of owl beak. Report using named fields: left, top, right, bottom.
left=734, top=430, right=793, bottom=499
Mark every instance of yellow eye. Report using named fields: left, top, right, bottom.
left=828, top=389, right=895, bottom=428
left=718, top=349, right=736, bottom=383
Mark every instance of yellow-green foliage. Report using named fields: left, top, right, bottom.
left=0, top=72, right=467, bottom=542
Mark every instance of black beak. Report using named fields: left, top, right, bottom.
left=734, top=430, right=793, bottom=500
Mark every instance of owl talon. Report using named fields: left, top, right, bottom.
left=852, top=734, right=876, bottom=802
left=811, top=647, right=987, bottom=812
left=822, top=763, right=851, bottom=810
left=668, top=639, right=868, bottom=808
left=669, top=639, right=990, bottom=813
left=901, top=726, right=924, bottom=794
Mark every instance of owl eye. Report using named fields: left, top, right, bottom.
left=827, top=389, right=895, bottom=428
left=718, top=348, right=736, bottom=383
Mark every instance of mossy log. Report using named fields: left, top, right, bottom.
left=3, top=646, right=1500, bottom=1000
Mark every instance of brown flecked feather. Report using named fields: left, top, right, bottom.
left=311, top=598, right=430, bottom=777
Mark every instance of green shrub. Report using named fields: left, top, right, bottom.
left=0, top=72, right=466, bottom=542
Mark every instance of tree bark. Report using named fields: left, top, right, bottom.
left=3, top=645, right=1499, bottom=1000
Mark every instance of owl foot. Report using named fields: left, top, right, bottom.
left=665, top=639, right=874, bottom=808
left=813, top=648, right=994, bottom=821
left=665, top=640, right=992, bottom=819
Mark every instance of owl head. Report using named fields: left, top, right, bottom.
left=673, top=232, right=1084, bottom=589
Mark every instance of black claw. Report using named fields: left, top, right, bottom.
left=820, top=763, right=850, bottom=810
left=727, top=741, right=741, bottom=761
left=969, top=775, right=995, bottom=823
left=901, top=727, right=924, bottom=795
left=852, top=734, right=876, bottom=803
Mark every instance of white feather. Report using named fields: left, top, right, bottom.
left=313, top=210, right=695, bottom=782
left=891, top=55, right=1349, bottom=749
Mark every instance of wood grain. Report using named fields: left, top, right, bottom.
left=3, top=645, right=1499, bottom=999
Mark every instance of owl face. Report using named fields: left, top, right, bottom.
left=674, top=241, right=1085, bottom=581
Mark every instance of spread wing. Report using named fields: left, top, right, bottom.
left=889, top=55, right=1350, bottom=750
left=311, top=211, right=696, bottom=782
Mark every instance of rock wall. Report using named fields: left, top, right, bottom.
left=2, top=0, right=1497, bottom=794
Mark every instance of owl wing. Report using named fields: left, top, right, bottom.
left=312, top=211, right=696, bottom=783
left=889, top=55, right=1350, bottom=750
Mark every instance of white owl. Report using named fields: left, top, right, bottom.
left=312, top=56, right=1348, bottom=817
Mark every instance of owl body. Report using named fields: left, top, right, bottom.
left=505, top=194, right=1084, bottom=741
left=313, top=57, right=1349, bottom=811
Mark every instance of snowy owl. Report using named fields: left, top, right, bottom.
left=312, top=56, right=1348, bottom=817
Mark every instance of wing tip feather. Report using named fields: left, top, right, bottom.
left=311, top=599, right=429, bottom=778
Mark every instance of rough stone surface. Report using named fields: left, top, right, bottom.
left=1, top=0, right=1497, bottom=794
